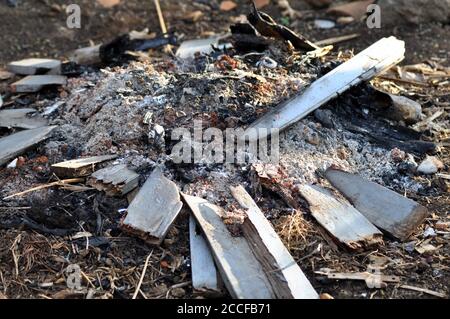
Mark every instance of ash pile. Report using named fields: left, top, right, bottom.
left=0, top=4, right=448, bottom=300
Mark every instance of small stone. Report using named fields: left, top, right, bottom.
left=314, top=19, right=336, bottom=29
left=320, top=293, right=334, bottom=299
left=171, top=287, right=186, bottom=298
left=314, top=109, right=334, bottom=128
left=423, top=227, right=437, bottom=238
left=391, top=148, right=406, bottom=162
left=417, top=156, right=444, bottom=175
left=6, top=158, right=18, bottom=169
left=336, top=147, right=348, bottom=160
left=305, top=130, right=320, bottom=145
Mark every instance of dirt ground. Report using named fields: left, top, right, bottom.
left=0, top=0, right=449, bottom=299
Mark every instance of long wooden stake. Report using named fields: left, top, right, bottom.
left=3, top=178, right=84, bottom=200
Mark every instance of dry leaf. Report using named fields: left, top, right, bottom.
left=220, top=1, right=237, bottom=11
left=255, top=0, right=270, bottom=9
left=97, top=0, right=121, bottom=8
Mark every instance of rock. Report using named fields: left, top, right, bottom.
left=314, top=109, right=334, bottom=128
left=417, top=156, right=444, bottom=175
left=171, top=287, right=186, bottom=298
left=423, top=227, right=437, bottom=238
left=397, top=153, right=418, bottom=174
left=377, top=0, right=450, bottom=25
left=391, top=148, right=406, bottom=162
left=314, top=19, right=336, bottom=29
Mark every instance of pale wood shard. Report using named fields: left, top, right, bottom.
left=0, top=126, right=57, bottom=166
left=0, top=108, right=48, bottom=129
left=70, top=45, right=102, bottom=65
left=51, top=155, right=118, bottom=177
left=230, top=185, right=319, bottom=299
left=88, top=164, right=139, bottom=196
left=324, top=168, right=429, bottom=241
left=189, top=215, right=222, bottom=295
left=121, top=167, right=183, bottom=245
left=11, top=75, right=67, bottom=93
left=316, top=270, right=400, bottom=289
left=298, top=185, right=383, bottom=250
left=176, top=38, right=220, bottom=59
left=182, top=193, right=275, bottom=299
left=242, top=37, right=405, bottom=141
left=7, top=58, right=61, bottom=75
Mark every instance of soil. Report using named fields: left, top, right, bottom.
left=0, top=0, right=449, bottom=300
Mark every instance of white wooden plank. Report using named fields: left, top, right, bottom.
left=182, top=193, right=275, bottom=299
left=189, top=215, right=221, bottom=294
left=11, top=75, right=67, bottom=93
left=324, top=168, right=429, bottom=241
left=298, top=185, right=383, bottom=250
left=52, top=155, right=118, bottom=177
left=7, top=58, right=61, bottom=75
left=122, top=167, right=183, bottom=245
left=89, top=164, right=139, bottom=196
left=0, top=126, right=57, bottom=166
left=242, top=37, right=405, bottom=141
left=0, top=108, right=48, bottom=129
left=230, top=185, right=319, bottom=299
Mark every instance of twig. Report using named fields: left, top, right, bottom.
left=399, top=285, right=447, bottom=298
left=315, top=33, right=360, bottom=46
left=3, top=178, right=84, bottom=200
left=153, top=0, right=173, bottom=55
left=132, top=251, right=153, bottom=299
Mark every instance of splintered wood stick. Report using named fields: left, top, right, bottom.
left=315, top=33, right=360, bottom=46
left=400, top=285, right=447, bottom=298
left=132, top=251, right=153, bottom=299
left=3, top=178, right=84, bottom=200
left=153, top=0, right=173, bottom=55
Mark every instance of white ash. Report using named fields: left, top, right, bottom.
left=279, top=119, right=422, bottom=193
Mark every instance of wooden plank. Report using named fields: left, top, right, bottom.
left=230, top=185, right=319, bottom=299
left=121, top=167, right=183, bottom=245
left=298, top=185, right=383, bottom=250
left=0, top=108, right=48, bottom=129
left=7, top=58, right=61, bottom=75
left=182, top=193, right=275, bottom=299
left=88, top=164, right=139, bottom=196
left=0, top=126, right=57, bottom=166
left=242, top=37, right=405, bottom=141
left=51, top=155, right=118, bottom=177
left=324, top=168, right=429, bottom=241
left=189, top=215, right=222, bottom=295
left=11, top=75, right=67, bottom=93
